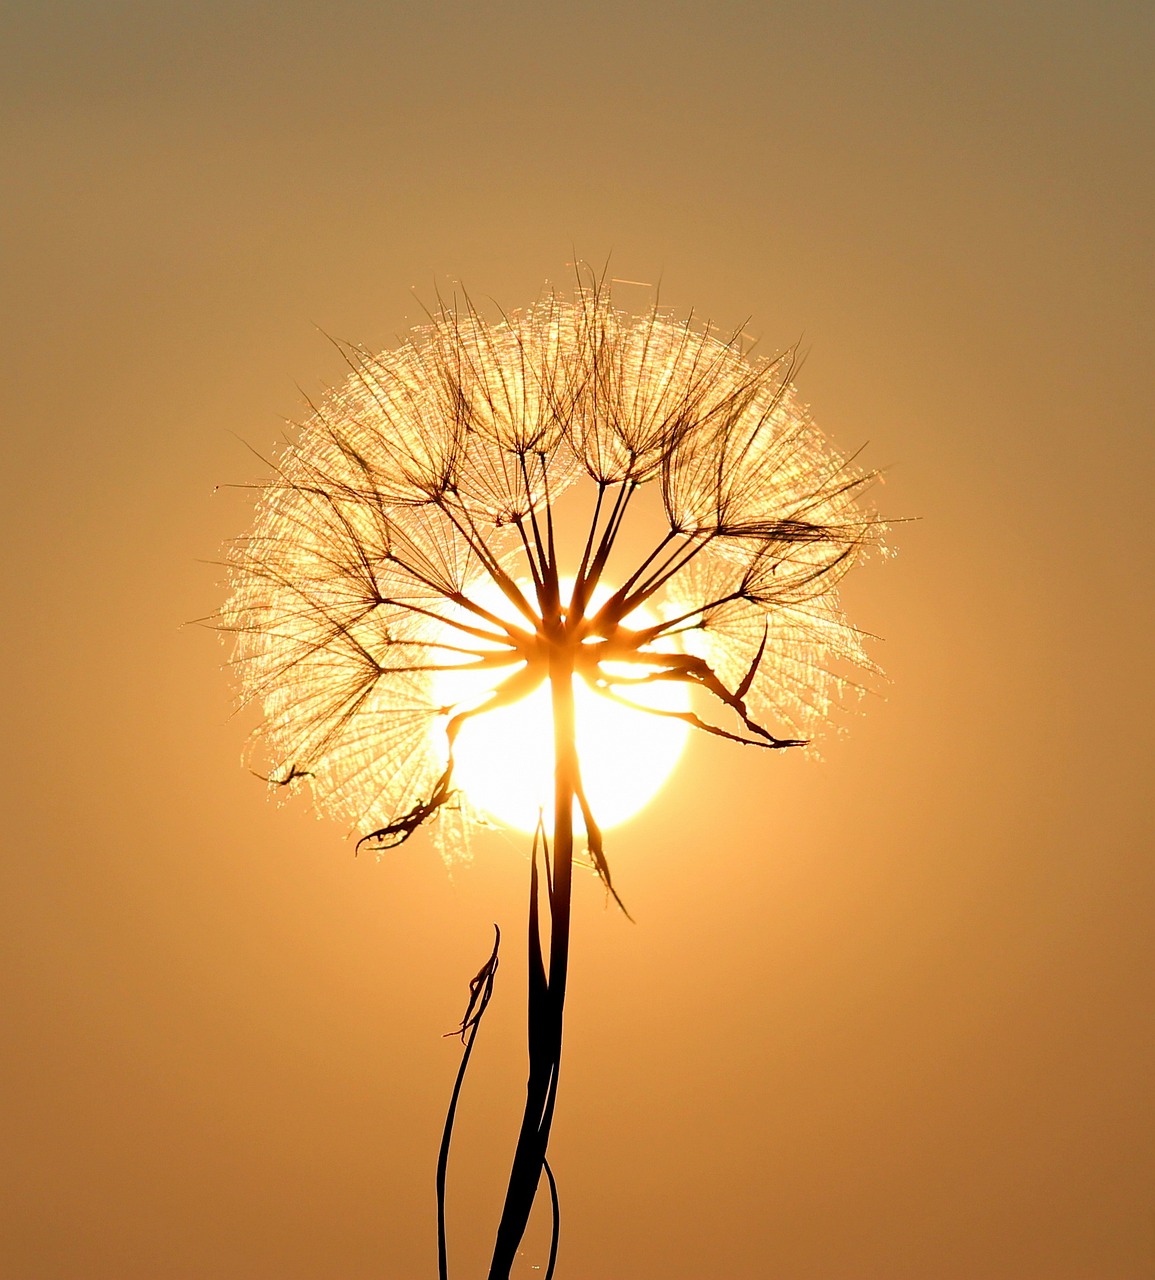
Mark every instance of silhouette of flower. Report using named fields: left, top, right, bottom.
left=220, top=276, right=883, bottom=1280
left=222, top=283, right=879, bottom=863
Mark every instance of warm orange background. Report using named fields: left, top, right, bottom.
left=3, top=4, right=1152, bottom=1277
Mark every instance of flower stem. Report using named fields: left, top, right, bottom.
left=437, top=927, right=500, bottom=1280
left=487, top=655, right=576, bottom=1280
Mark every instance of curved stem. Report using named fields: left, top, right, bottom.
left=542, top=1158, right=561, bottom=1280
left=487, top=654, right=576, bottom=1280
left=437, top=927, right=501, bottom=1280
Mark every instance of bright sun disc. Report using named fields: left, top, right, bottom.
left=430, top=587, right=690, bottom=833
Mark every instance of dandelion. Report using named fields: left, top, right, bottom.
left=221, top=276, right=881, bottom=1279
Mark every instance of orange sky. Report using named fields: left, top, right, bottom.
left=2, top=3, right=1152, bottom=1277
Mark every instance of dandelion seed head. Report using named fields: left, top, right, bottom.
left=221, top=280, right=882, bottom=855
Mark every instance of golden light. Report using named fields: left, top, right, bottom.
left=431, top=585, right=691, bottom=833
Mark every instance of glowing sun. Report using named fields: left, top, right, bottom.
left=431, top=586, right=691, bottom=833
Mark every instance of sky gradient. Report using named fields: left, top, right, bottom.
left=2, top=2, right=1152, bottom=1277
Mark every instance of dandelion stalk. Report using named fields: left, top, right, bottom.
left=489, top=659, right=575, bottom=1278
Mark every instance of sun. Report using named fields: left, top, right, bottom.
left=430, top=585, right=691, bottom=834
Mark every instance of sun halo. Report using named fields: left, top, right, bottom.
left=430, top=584, right=691, bottom=834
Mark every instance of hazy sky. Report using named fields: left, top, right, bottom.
left=2, top=2, right=1152, bottom=1277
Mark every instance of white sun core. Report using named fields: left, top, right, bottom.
left=429, top=583, right=691, bottom=834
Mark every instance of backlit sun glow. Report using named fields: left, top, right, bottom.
left=431, top=586, right=690, bottom=833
